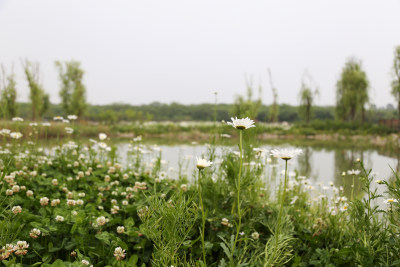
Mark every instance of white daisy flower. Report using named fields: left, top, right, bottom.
left=99, top=133, right=107, bottom=140
left=227, top=117, right=256, bottom=130
left=196, top=157, right=213, bottom=169
left=270, top=148, right=302, bottom=160
left=384, top=199, right=398, bottom=204
left=347, top=169, right=361, bottom=175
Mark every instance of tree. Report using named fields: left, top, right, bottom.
left=298, top=72, right=319, bottom=123
left=55, top=60, right=87, bottom=118
left=391, top=45, right=400, bottom=125
left=0, top=65, right=18, bottom=119
left=336, top=58, right=369, bottom=122
left=232, top=75, right=262, bottom=119
left=22, top=60, right=50, bottom=120
left=268, top=69, right=279, bottom=122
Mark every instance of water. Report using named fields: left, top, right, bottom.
left=115, top=140, right=399, bottom=199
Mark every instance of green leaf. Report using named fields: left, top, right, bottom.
left=42, top=253, right=52, bottom=264
left=204, top=241, right=213, bottom=250
left=95, top=231, right=111, bottom=245
left=128, top=254, right=138, bottom=266
left=51, top=259, right=66, bottom=267
left=70, top=223, right=77, bottom=234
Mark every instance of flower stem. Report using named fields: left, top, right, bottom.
left=233, top=130, right=243, bottom=259
left=273, top=159, right=289, bottom=260
left=198, top=170, right=207, bottom=266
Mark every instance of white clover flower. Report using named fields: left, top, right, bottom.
left=40, top=197, right=49, bottom=206
left=196, top=157, right=213, bottom=169
left=51, top=199, right=60, bottom=206
left=251, top=232, right=260, bottom=240
left=221, top=218, right=229, bottom=226
left=12, top=206, right=22, bottom=214
left=180, top=184, right=188, bottom=192
left=117, top=226, right=125, bottom=234
left=114, top=246, right=126, bottom=260
left=81, top=259, right=90, bottom=265
left=271, top=148, right=302, bottom=161
left=227, top=117, right=255, bottom=130
left=29, top=228, right=41, bottom=239
left=12, top=185, right=20, bottom=192
left=96, top=216, right=107, bottom=226
left=14, top=241, right=29, bottom=256
left=55, top=215, right=64, bottom=222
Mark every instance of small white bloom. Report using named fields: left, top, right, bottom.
left=99, top=133, right=107, bottom=140
left=347, top=169, right=361, bottom=175
left=55, top=215, right=64, bottom=222
left=67, top=115, right=78, bottom=120
left=117, top=226, right=125, bottom=234
left=227, top=117, right=255, bottom=130
left=10, top=132, right=23, bottom=139
left=65, top=127, right=74, bottom=134
left=12, top=117, right=24, bottom=122
left=12, top=206, right=22, bottom=214
left=271, top=148, right=302, bottom=160
left=384, top=199, right=398, bottom=204
left=114, top=246, right=126, bottom=260
left=196, top=157, right=213, bottom=169
left=251, top=232, right=260, bottom=240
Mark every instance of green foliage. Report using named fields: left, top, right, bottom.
left=336, top=58, right=369, bottom=122
left=0, top=66, right=18, bottom=119
left=22, top=60, right=50, bottom=120
left=55, top=60, right=87, bottom=118
left=298, top=73, right=319, bottom=124
left=139, top=193, right=198, bottom=266
left=0, top=124, right=399, bottom=266
left=391, top=45, right=400, bottom=122
left=232, top=79, right=262, bottom=120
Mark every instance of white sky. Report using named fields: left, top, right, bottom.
left=0, top=0, right=400, bottom=107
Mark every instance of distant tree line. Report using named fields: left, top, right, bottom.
left=1, top=45, right=400, bottom=124
left=13, top=101, right=396, bottom=124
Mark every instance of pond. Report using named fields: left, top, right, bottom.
left=113, top=139, right=400, bottom=200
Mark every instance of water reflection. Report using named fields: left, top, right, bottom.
left=114, top=140, right=399, bottom=199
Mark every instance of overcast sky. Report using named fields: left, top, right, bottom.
left=1, top=0, right=400, bottom=107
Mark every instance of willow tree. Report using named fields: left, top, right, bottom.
left=0, top=65, right=18, bottom=119
left=22, top=60, right=50, bottom=120
left=55, top=60, right=87, bottom=118
left=298, top=73, right=319, bottom=123
left=336, top=58, right=369, bottom=122
left=392, top=45, right=400, bottom=124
